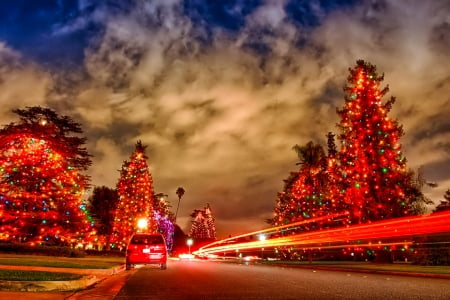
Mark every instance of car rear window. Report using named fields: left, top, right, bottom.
left=130, top=235, right=164, bottom=245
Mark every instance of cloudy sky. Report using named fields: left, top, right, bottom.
left=0, top=0, right=449, bottom=237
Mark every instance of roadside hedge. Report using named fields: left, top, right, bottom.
left=0, top=243, right=85, bottom=257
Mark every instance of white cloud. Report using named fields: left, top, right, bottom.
left=2, top=0, right=449, bottom=236
left=0, top=43, right=51, bottom=124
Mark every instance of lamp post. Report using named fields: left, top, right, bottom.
left=259, top=234, right=266, bottom=260
left=137, top=218, right=148, bottom=233
left=187, top=238, right=193, bottom=255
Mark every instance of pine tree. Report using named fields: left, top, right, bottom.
left=189, top=204, right=216, bottom=240
left=271, top=142, right=332, bottom=231
left=0, top=106, right=92, bottom=245
left=204, top=204, right=216, bottom=239
left=337, top=60, right=416, bottom=224
left=324, top=132, right=348, bottom=227
left=270, top=172, right=299, bottom=227
left=433, top=189, right=450, bottom=213
left=189, top=209, right=208, bottom=239
left=111, top=141, right=156, bottom=248
left=87, top=186, right=119, bottom=249
left=153, top=193, right=175, bottom=252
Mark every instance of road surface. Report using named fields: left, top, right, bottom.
left=112, top=259, right=450, bottom=299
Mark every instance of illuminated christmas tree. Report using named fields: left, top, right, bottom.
left=111, top=141, right=156, bottom=248
left=270, top=172, right=300, bottom=227
left=153, top=193, right=175, bottom=252
left=324, top=132, right=349, bottom=227
left=0, top=106, right=92, bottom=245
left=337, top=60, right=417, bottom=223
left=189, top=204, right=216, bottom=240
left=272, top=142, right=334, bottom=231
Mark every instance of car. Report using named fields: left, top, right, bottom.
left=125, top=233, right=168, bottom=270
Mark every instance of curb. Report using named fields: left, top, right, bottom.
left=0, top=264, right=126, bottom=292
left=0, top=275, right=99, bottom=292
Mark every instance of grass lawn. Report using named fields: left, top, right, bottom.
left=263, top=260, right=450, bottom=275
left=0, top=254, right=124, bottom=269
left=0, top=269, right=83, bottom=281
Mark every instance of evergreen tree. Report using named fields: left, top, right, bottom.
left=271, top=141, right=331, bottom=231
left=204, top=204, right=216, bottom=239
left=153, top=193, right=172, bottom=220
left=87, top=186, right=119, bottom=249
left=270, top=172, right=300, bottom=227
left=153, top=193, right=175, bottom=252
left=189, top=204, right=216, bottom=240
left=0, top=106, right=92, bottom=245
left=433, top=189, right=450, bottom=213
left=111, top=141, right=156, bottom=248
left=324, top=132, right=348, bottom=227
left=336, top=60, right=417, bottom=223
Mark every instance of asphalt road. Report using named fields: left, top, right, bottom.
left=112, top=260, right=450, bottom=300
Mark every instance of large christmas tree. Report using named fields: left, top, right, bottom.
left=0, top=106, right=92, bottom=245
left=111, top=141, right=156, bottom=248
left=337, top=60, right=416, bottom=223
left=324, top=132, right=349, bottom=226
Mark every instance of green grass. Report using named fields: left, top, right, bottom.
left=0, top=254, right=124, bottom=269
left=0, top=269, right=82, bottom=281
left=263, top=260, right=450, bottom=275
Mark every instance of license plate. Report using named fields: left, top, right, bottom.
left=143, top=249, right=150, bottom=253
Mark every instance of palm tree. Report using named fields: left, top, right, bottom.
left=175, top=187, right=185, bottom=222
left=293, top=141, right=326, bottom=167
left=292, top=141, right=327, bottom=186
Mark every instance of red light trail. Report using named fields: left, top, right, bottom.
left=194, top=211, right=450, bottom=256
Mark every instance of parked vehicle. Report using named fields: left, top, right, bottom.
left=125, top=233, right=167, bottom=270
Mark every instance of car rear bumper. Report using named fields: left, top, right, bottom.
left=127, top=254, right=167, bottom=264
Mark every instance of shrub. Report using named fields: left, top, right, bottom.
left=0, top=242, right=85, bottom=257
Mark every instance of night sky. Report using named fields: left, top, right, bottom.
left=0, top=0, right=449, bottom=237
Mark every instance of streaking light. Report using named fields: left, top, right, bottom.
left=194, top=211, right=450, bottom=256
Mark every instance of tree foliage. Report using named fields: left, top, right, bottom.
left=271, top=60, right=429, bottom=233
left=87, top=186, right=119, bottom=237
left=0, top=106, right=92, bottom=244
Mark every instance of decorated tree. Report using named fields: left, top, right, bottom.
left=324, top=132, right=349, bottom=227
left=269, top=171, right=299, bottom=227
left=271, top=141, right=334, bottom=231
left=337, top=60, right=419, bottom=224
left=153, top=193, right=173, bottom=220
left=0, top=106, right=92, bottom=245
left=153, top=193, right=175, bottom=252
left=111, top=141, right=156, bottom=248
left=189, top=204, right=216, bottom=240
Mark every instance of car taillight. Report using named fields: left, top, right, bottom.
left=152, top=245, right=166, bottom=253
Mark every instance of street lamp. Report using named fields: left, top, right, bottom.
left=259, top=234, right=266, bottom=259
left=186, top=238, right=193, bottom=255
left=137, top=218, right=148, bottom=232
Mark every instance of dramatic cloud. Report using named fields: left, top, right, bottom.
left=0, top=43, right=51, bottom=123
left=0, top=0, right=449, bottom=236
